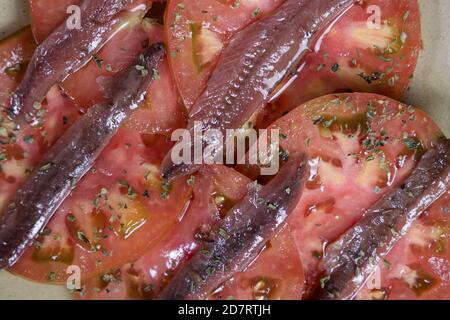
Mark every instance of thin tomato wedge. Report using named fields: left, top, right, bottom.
left=265, top=93, right=443, bottom=295
left=165, top=0, right=284, bottom=110
left=261, top=0, right=421, bottom=127
left=357, top=193, right=450, bottom=300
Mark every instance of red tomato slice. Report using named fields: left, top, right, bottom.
left=0, top=20, right=188, bottom=284
left=165, top=0, right=420, bottom=117
left=266, top=93, right=443, bottom=295
left=165, top=0, right=284, bottom=110
left=60, top=14, right=186, bottom=134
left=261, top=0, right=421, bottom=127
left=29, top=0, right=153, bottom=43
left=357, top=193, right=450, bottom=300
left=0, top=28, right=80, bottom=213
left=61, top=15, right=162, bottom=109
left=77, top=165, right=252, bottom=299
left=0, top=28, right=36, bottom=106
left=78, top=165, right=306, bottom=300
left=216, top=225, right=305, bottom=300
left=30, top=0, right=80, bottom=44
left=11, top=130, right=193, bottom=283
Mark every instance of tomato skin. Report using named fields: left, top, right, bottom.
left=265, top=92, right=443, bottom=295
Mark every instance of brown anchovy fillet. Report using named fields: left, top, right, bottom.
left=161, top=0, right=354, bottom=181
left=315, top=139, right=450, bottom=300
left=9, top=0, right=136, bottom=123
left=0, top=43, right=165, bottom=269
left=157, top=154, right=308, bottom=300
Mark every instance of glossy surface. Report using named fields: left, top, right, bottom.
left=260, top=0, right=422, bottom=128
left=9, top=0, right=149, bottom=123
left=161, top=0, right=354, bottom=180
left=0, top=44, right=164, bottom=269
left=316, top=139, right=450, bottom=300
left=265, top=92, right=444, bottom=296
left=158, top=155, right=307, bottom=300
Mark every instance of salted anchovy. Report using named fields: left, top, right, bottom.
left=9, top=0, right=136, bottom=123
left=316, top=139, right=450, bottom=300
left=157, top=154, right=308, bottom=300
left=0, top=43, right=165, bottom=269
left=161, top=0, right=354, bottom=180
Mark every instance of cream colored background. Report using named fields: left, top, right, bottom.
left=0, top=0, right=449, bottom=300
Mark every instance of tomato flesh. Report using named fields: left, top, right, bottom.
left=165, top=0, right=284, bottom=110
left=261, top=0, right=421, bottom=127
left=357, top=193, right=450, bottom=300
left=11, top=130, right=193, bottom=283
left=266, top=92, right=444, bottom=295
left=165, top=0, right=420, bottom=118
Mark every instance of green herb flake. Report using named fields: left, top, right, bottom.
left=187, top=175, right=196, bottom=186
left=251, top=7, right=260, bottom=18
left=47, top=271, right=57, bottom=282
left=403, top=137, right=421, bottom=150
left=92, top=54, right=103, bottom=69
left=153, top=68, right=160, bottom=80
left=383, top=259, right=392, bottom=270
left=320, top=275, right=330, bottom=288
left=331, top=63, right=339, bottom=72
left=39, top=163, right=52, bottom=173
left=267, top=202, right=278, bottom=211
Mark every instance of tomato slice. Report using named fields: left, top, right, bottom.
left=1, top=17, right=189, bottom=284
left=166, top=0, right=420, bottom=117
left=11, top=129, right=193, bottom=283
left=357, top=193, right=450, bottom=300
left=78, top=164, right=306, bottom=300
left=77, top=165, right=252, bottom=299
left=265, top=92, right=444, bottom=295
left=29, top=0, right=153, bottom=43
left=165, top=0, right=284, bottom=110
left=61, top=15, right=162, bottom=109
left=0, top=28, right=36, bottom=106
left=260, top=0, right=421, bottom=127
left=216, top=225, right=305, bottom=300
left=30, top=0, right=80, bottom=44
left=0, top=28, right=80, bottom=213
